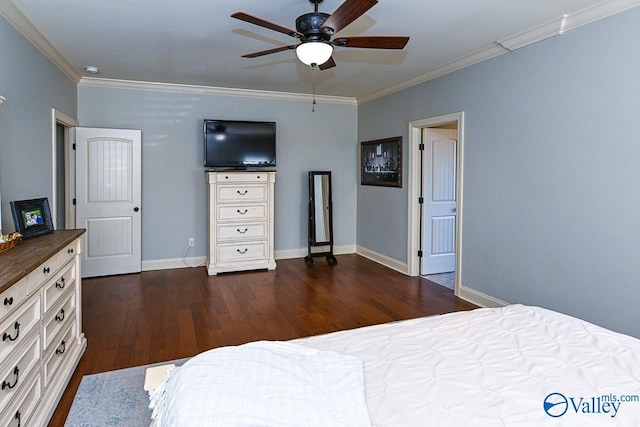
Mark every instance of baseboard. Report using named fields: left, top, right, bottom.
left=142, top=256, right=207, bottom=271
left=141, top=246, right=357, bottom=271
left=275, top=245, right=356, bottom=260
left=458, top=285, right=509, bottom=308
left=355, top=245, right=408, bottom=275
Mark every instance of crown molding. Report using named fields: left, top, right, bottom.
left=497, top=15, right=567, bottom=52
left=564, top=0, right=640, bottom=32
left=358, top=44, right=508, bottom=104
left=0, top=0, right=81, bottom=83
left=358, top=0, right=640, bottom=104
left=78, top=77, right=358, bottom=105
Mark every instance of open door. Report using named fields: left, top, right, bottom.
left=74, top=127, right=142, bottom=277
left=421, top=128, right=457, bottom=275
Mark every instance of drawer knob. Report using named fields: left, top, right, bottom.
left=1, top=366, right=19, bottom=390
left=55, top=308, right=66, bottom=322
left=237, top=209, right=248, bottom=215
left=56, top=340, right=67, bottom=355
left=3, top=297, right=13, bottom=306
left=2, top=321, right=20, bottom=342
left=68, top=248, right=74, bottom=254
left=237, top=190, right=248, bottom=195
left=237, top=248, right=248, bottom=254
left=56, top=277, right=66, bottom=290
left=43, top=267, right=50, bottom=274
left=237, top=228, right=248, bottom=234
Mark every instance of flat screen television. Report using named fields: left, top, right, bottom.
left=204, top=119, right=276, bottom=168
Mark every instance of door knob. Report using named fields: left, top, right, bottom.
left=134, top=207, right=139, bottom=212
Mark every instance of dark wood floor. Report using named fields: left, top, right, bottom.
left=49, top=254, right=477, bottom=426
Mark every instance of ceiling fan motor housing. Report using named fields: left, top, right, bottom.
left=296, top=13, right=332, bottom=40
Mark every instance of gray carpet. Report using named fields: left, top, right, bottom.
left=423, top=272, right=455, bottom=290
left=66, top=359, right=188, bottom=427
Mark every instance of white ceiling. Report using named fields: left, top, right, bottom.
left=4, top=0, right=637, bottom=100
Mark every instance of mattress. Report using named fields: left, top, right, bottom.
left=291, top=304, right=640, bottom=426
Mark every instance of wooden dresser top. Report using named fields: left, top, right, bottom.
left=0, top=229, right=85, bottom=293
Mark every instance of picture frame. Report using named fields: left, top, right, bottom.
left=10, top=197, right=54, bottom=239
left=361, top=137, right=402, bottom=187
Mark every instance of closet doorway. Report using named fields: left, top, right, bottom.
left=407, top=112, right=464, bottom=295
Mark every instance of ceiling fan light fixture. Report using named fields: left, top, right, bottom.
left=296, top=42, right=333, bottom=67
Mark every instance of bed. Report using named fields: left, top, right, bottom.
left=149, top=304, right=640, bottom=426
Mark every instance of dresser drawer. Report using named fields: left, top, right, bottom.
left=0, top=295, right=40, bottom=362
left=217, top=204, right=267, bottom=221
left=0, top=369, right=41, bottom=427
left=43, top=322, right=76, bottom=387
left=217, top=223, right=267, bottom=242
left=57, top=239, right=80, bottom=267
left=0, top=333, right=40, bottom=411
left=26, top=255, right=59, bottom=295
left=0, top=277, right=29, bottom=325
left=43, top=262, right=75, bottom=314
left=216, top=242, right=268, bottom=263
left=217, top=184, right=267, bottom=202
left=43, top=291, right=75, bottom=351
left=217, top=172, right=268, bottom=183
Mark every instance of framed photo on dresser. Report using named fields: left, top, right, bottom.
left=10, top=197, right=54, bottom=239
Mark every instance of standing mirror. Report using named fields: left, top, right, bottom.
left=305, top=171, right=337, bottom=265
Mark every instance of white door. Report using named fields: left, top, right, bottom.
left=74, top=127, right=142, bottom=277
left=421, top=128, right=457, bottom=275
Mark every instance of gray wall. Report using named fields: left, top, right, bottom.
left=358, top=8, right=640, bottom=337
left=78, top=86, right=358, bottom=261
left=0, top=15, right=77, bottom=232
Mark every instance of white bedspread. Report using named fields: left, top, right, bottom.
left=149, top=341, right=370, bottom=427
left=291, top=304, right=640, bottom=426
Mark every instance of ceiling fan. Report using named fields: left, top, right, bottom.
left=231, top=0, right=410, bottom=70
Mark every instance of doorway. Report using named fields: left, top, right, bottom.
left=407, top=112, right=464, bottom=296
left=51, top=109, right=78, bottom=230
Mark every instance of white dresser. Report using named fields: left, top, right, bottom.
left=0, top=230, right=86, bottom=427
left=206, top=171, right=276, bottom=275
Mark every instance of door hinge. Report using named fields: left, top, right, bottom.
left=418, top=143, right=424, bottom=151
left=72, top=198, right=76, bottom=205
left=418, top=250, right=423, bottom=257
left=418, top=197, right=424, bottom=204
left=72, top=143, right=76, bottom=150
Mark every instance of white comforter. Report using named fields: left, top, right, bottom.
left=292, top=304, right=640, bottom=426
left=149, top=341, right=370, bottom=427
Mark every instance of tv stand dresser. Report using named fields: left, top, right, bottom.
left=206, top=171, right=276, bottom=275
left=0, top=229, right=86, bottom=426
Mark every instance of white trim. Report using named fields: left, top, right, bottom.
left=358, top=0, right=640, bottom=103
left=458, top=286, right=509, bottom=308
left=497, top=16, right=567, bottom=52
left=358, top=44, right=508, bottom=104
left=356, top=245, right=408, bottom=275
left=78, top=77, right=358, bottom=105
left=142, top=256, right=207, bottom=271
left=0, top=1, right=80, bottom=83
left=141, top=245, right=357, bottom=271
left=275, top=244, right=356, bottom=260
left=407, top=112, right=465, bottom=298
left=564, top=0, right=640, bottom=32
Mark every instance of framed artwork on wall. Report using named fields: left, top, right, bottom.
left=10, top=197, right=54, bottom=239
left=361, top=137, right=402, bottom=187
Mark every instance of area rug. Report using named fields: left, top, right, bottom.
left=65, top=359, right=188, bottom=427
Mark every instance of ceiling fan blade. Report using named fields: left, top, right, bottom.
left=318, top=57, right=336, bottom=70
left=232, top=12, right=303, bottom=38
left=320, top=0, right=378, bottom=34
left=241, top=45, right=297, bottom=58
left=334, top=36, right=409, bottom=49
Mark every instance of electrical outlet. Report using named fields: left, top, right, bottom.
left=188, top=238, right=195, bottom=247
